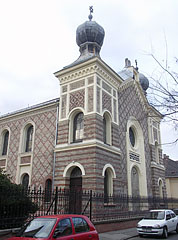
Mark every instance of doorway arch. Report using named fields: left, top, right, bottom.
left=69, top=167, right=82, bottom=214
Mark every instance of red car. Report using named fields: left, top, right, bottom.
left=8, top=214, right=99, bottom=240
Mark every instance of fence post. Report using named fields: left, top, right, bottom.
left=90, top=190, right=92, bottom=221
left=54, top=187, right=58, bottom=214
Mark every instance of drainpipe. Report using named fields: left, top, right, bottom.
left=52, top=99, right=59, bottom=191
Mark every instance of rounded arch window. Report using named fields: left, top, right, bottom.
left=70, top=167, right=82, bottom=178
left=22, top=173, right=29, bottom=189
left=129, top=127, right=135, bottom=147
left=45, top=179, right=52, bottom=202
left=73, top=112, right=84, bottom=142
left=25, top=125, right=34, bottom=152
left=2, top=130, right=9, bottom=155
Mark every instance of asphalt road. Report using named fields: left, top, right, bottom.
left=132, top=231, right=178, bottom=240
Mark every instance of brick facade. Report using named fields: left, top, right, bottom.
left=0, top=57, right=166, bottom=198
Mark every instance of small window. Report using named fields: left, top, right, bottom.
left=103, top=116, right=107, bottom=143
left=25, top=125, right=33, bottom=152
left=45, top=179, right=52, bottom=202
left=56, top=218, right=72, bottom=236
left=103, top=112, right=111, bottom=145
left=2, top=130, right=9, bottom=155
left=72, top=217, right=89, bottom=233
left=129, top=127, right=135, bottom=147
left=22, top=173, right=29, bottom=189
left=73, top=113, right=84, bottom=142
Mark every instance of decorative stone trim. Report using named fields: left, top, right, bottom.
left=0, top=100, right=59, bottom=122
left=55, top=139, right=121, bottom=155
left=0, top=158, right=6, bottom=167
left=151, top=161, right=165, bottom=170
left=55, top=58, right=122, bottom=89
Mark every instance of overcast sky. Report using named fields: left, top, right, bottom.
left=0, top=0, right=177, bottom=159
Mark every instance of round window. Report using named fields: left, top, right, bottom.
left=129, top=127, right=135, bottom=147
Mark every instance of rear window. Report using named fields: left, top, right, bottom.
left=72, top=217, right=90, bottom=233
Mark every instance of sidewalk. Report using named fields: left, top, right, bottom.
left=99, top=227, right=138, bottom=240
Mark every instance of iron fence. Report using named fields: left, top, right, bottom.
left=1, top=186, right=178, bottom=229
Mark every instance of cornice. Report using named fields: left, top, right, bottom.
left=55, top=139, right=121, bottom=156
left=54, top=57, right=122, bottom=88
left=0, top=100, right=59, bottom=123
left=147, top=106, right=163, bottom=120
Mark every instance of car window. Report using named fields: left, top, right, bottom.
left=20, top=218, right=56, bottom=238
left=144, top=211, right=165, bottom=220
left=56, top=218, right=72, bottom=236
left=72, top=217, right=90, bottom=233
left=171, top=213, right=176, bottom=218
left=166, top=214, right=171, bottom=220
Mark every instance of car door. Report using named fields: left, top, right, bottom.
left=166, top=213, right=173, bottom=232
left=170, top=212, right=177, bottom=230
left=53, top=218, right=74, bottom=240
left=72, top=217, right=94, bottom=240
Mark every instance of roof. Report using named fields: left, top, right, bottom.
left=0, top=98, right=59, bottom=119
left=164, top=157, right=178, bottom=178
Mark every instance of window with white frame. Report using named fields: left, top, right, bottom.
left=25, top=125, right=33, bottom=152
left=21, top=173, right=29, bottom=189
left=103, top=112, right=111, bottom=145
left=104, top=168, right=113, bottom=203
left=1, top=130, right=9, bottom=156
left=158, top=179, right=163, bottom=198
left=155, top=141, right=160, bottom=163
left=73, top=112, right=84, bottom=143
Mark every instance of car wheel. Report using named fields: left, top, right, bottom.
left=176, top=224, right=178, bottom=233
left=139, top=234, right=143, bottom=238
left=162, top=226, right=168, bottom=239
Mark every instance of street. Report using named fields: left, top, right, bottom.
left=132, top=232, right=178, bottom=240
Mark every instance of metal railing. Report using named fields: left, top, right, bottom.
left=1, top=186, right=178, bottom=229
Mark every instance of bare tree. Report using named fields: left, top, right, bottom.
left=147, top=54, right=178, bottom=144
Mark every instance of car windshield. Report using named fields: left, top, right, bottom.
left=144, top=211, right=165, bottom=220
left=18, top=218, right=56, bottom=238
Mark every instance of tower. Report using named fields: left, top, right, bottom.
left=54, top=9, right=122, bottom=196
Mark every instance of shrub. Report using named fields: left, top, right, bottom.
left=0, top=169, right=38, bottom=229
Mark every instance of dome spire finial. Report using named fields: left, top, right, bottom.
left=88, top=6, right=93, bottom=21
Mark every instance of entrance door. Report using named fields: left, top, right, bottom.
left=69, top=167, right=82, bottom=214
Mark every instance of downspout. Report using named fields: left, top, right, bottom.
left=52, top=99, right=59, bottom=191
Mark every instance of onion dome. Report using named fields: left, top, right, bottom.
left=63, top=7, right=105, bottom=69
left=139, top=73, right=149, bottom=92
left=76, top=21, right=105, bottom=49
left=76, top=7, right=105, bottom=58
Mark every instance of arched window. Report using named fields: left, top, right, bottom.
left=131, top=167, right=140, bottom=197
left=155, top=141, right=159, bottom=163
left=73, top=113, right=84, bottom=142
left=104, top=168, right=113, bottom=203
left=22, top=173, right=29, bottom=189
left=103, top=112, right=111, bottom=145
left=159, top=179, right=163, bottom=198
left=129, top=127, right=135, bottom=147
left=25, top=125, right=33, bottom=152
left=103, top=116, right=107, bottom=143
left=2, top=130, right=9, bottom=155
left=45, top=179, right=52, bottom=202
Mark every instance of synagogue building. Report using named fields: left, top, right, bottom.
left=0, top=11, right=166, bottom=199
